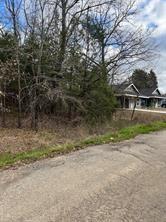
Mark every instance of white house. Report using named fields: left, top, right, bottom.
left=113, top=83, right=166, bottom=109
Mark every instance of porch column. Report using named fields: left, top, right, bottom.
left=123, top=96, right=125, bottom=108
left=146, top=98, right=148, bottom=108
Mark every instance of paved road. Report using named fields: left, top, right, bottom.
left=0, top=131, right=166, bottom=222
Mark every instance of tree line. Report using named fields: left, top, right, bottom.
left=131, top=69, right=158, bottom=90
left=0, top=0, right=154, bottom=130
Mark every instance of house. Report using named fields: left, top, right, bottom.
left=113, top=83, right=166, bottom=109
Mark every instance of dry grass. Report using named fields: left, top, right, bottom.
left=1, top=121, right=166, bottom=169
left=0, top=117, right=135, bottom=155
left=114, top=109, right=166, bottom=123
left=0, top=126, right=87, bottom=154
left=0, top=110, right=166, bottom=155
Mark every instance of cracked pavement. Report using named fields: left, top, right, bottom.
left=0, top=131, right=166, bottom=222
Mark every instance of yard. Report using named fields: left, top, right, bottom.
left=0, top=118, right=132, bottom=155
left=1, top=110, right=166, bottom=155
left=0, top=110, right=166, bottom=168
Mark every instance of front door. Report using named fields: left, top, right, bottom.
left=129, top=99, right=135, bottom=109
left=125, top=98, right=129, bottom=108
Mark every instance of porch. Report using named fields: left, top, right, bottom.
left=116, top=95, right=137, bottom=109
left=117, top=96, right=163, bottom=109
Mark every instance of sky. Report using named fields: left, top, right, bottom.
left=136, top=0, right=166, bottom=92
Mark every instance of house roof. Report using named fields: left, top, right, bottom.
left=112, top=83, right=139, bottom=96
left=113, top=83, right=166, bottom=99
left=139, top=88, right=166, bottom=98
left=139, top=88, right=158, bottom=97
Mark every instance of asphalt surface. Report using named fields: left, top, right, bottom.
left=0, top=131, right=166, bottom=222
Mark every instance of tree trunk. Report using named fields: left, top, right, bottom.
left=2, top=81, right=6, bottom=127
left=17, top=50, right=21, bottom=128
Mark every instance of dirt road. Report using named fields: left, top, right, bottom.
left=0, top=131, right=166, bottom=222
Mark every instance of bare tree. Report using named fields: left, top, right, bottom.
left=5, top=0, right=23, bottom=127
left=80, top=0, right=155, bottom=84
left=23, top=0, right=60, bottom=129
left=0, top=60, right=17, bottom=126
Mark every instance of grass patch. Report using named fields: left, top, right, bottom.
left=0, top=121, right=166, bottom=169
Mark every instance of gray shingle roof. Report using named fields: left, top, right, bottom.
left=112, top=83, right=139, bottom=96
left=112, top=83, right=165, bottom=98
left=139, top=88, right=157, bottom=97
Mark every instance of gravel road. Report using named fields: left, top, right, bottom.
left=0, top=131, right=166, bottom=222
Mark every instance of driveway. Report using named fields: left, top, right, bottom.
left=0, top=131, right=166, bottom=222
left=131, top=108, right=166, bottom=114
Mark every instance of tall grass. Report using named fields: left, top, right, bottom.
left=0, top=121, right=166, bottom=169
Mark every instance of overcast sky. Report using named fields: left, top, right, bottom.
left=137, top=0, right=166, bottom=92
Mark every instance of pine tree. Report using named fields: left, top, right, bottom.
left=131, top=69, right=149, bottom=89
left=131, top=69, right=158, bottom=89
left=147, top=69, right=158, bottom=88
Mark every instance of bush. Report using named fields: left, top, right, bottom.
left=84, top=83, right=117, bottom=124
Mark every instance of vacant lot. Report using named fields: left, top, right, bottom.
left=0, top=121, right=126, bottom=154
left=0, top=110, right=166, bottom=155
left=0, top=125, right=88, bottom=154
left=115, top=109, right=166, bottom=123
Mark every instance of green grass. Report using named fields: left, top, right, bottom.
left=0, top=121, right=166, bottom=169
